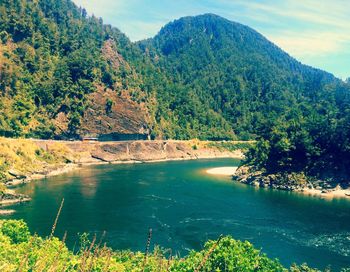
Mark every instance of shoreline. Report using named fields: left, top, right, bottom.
left=0, top=190, right=31, bottom=211
left=206, top=167, right=238, bottom=176
left=1, top=138, right=245, bottom=188
left=232, top=167, right=350, bottom=200
left=298, top=187, right=350, bottom=199
left=8, top=154, right=243, bottom=185
left=1, top=150, right=243, bottom=207
left=6, top=153, right=243, bottom=187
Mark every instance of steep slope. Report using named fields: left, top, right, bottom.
left=0, top=0, right=150, bottom=139
left=139, top=14, right=349, bottom=139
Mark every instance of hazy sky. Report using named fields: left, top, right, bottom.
left=72, top=0, right=350, bottom=79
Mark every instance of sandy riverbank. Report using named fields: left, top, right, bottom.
left=206, top=167, right=238, bottom=176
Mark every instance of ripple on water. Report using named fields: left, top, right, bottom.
left=179, top=217, right=214, bottom=224
left=307, top=232, right=350, bottom=257
left=139, top=194, right=175, bottom=202
left=254, top=225, right=350, bottom=258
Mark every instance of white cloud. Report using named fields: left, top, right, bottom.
left=120, top=21, right=166, bottom=41
left=267, top=31, right=350, bottom=57
left=72, top=0, right=125, bottom=15
left=221, top=0, right=350, bottom=58
left=239, top=1, right=349, bottom=29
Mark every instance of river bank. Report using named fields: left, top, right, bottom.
left=233, top=166, right=350, bottom=199
left=206, top=167, right=238, bottom=176
left=0, top=138, right=245, bottom=206
left=0, top=188, right=31, bottom=214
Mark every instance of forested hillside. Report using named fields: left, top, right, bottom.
left=140, top=14, right=349, bottom=138
left=1, top=1, right=350, bottom=181
left=0, top=0, right=151, bottom=139
left=140, top=14, right=350, bottom=182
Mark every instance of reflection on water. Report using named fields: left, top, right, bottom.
left=79, top=168, right=98, bottom=198
left=3, top=158, right=350, bottom=271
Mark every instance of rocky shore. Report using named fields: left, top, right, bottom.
left=233, top=166, right=350, bottom=199
left=4, top=164, right=77, bottom=187
left=0, top=191, right=31, bottom=205
left=0, top=189, right=31, bottom=214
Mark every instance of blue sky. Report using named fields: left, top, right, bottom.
left=72, top=0, right=350, bottom=80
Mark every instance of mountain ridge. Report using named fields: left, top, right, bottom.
left=138, top=13, right=348, bottom=139
left=0, top=0, right=349, bottom=142
left=144, top=13, right=335, bottom=78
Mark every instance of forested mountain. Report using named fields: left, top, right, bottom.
left=1, top=1, right=350, bottom=181
left=139, top=14, right=350, bottom=182
left=140, top=14, right=348, bottom=139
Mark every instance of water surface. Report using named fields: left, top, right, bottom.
left=3, top=159, right=350, bottom=270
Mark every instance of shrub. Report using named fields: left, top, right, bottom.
left=0, top=183, right=6, bottom=194
left=0, top=220, right=341, bottom=271
left=208, top=141, right=256, bottom=152
left=0, top=220, right=30, bottom=244
left=171, top=236, right=286, bottom=271
left=106, top=98, right=114, bottom=114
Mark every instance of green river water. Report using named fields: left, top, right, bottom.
left=3, top=158, right=350, bottom=270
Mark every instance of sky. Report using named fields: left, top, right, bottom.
left=72, top=0, right=350, bottom=80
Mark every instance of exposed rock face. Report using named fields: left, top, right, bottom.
left=79, top=87, right=149, bottom=136
left=54, top=112, right=69, bottom=136
left=61, top=140, right=242, bottom=163
left=75, top=39, right=150, bottom=138
left=8, top=169, right=27, bottom=179
left=101, top=39, right=128, bottom=70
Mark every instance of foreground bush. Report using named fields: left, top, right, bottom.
left=0, top=220, right=345, bottom=271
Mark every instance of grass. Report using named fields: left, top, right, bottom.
left=206, top=141, right=256, bottom=152
left=0, top=137, right=75, bottom=184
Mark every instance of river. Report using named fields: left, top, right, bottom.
left=3, top=159, right=350, bottom=270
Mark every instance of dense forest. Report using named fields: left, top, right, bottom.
left=140, top=14, right=348, bottom=139
left=0, top=0, right=150, bottom=139
left=1, top=1, right=350, bottom=181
